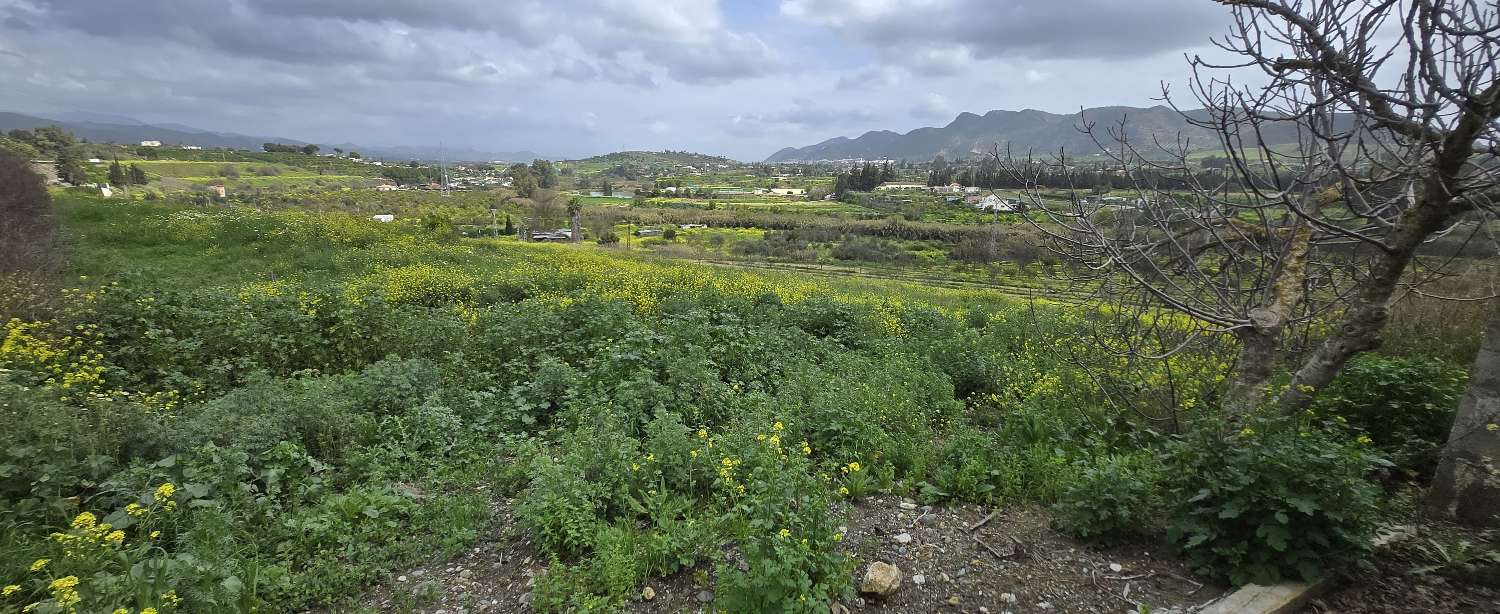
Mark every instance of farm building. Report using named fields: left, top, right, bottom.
left=769, top=188, right=807, bottom=196
left=139, top=140, right=161, bottom=147
left=371, top=214, right=395, bottom=223
left=876, top=182, right=927, bottom=191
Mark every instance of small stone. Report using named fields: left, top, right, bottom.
left=999, top=593, right=1017, bottom=604
left=899, top=501, right=918, bottom=510
left=642, top=586, right=656, bottom=601
left=894, top=533, right=913, bottom=544
left=1038, top=601, right=1054, bottom=609
left=696, top=590, right=714, bottom=603
left=859, top=562, right=903, bottom=596
left=1109, top=563, right=1123, bottom=573
left=947, top=595, right=961, bottom=606
left=912, top=574, right=926, bottom=586
left=956, top=567, right=967, bottom=578
left=940, top=573, right=950, bottom=583
left=519, top=594, right=531, bottom=607
left=459, top=569, right=474, bottom=579
left=413, top=570, right=426, bottom=577
left=397, top=575, right=408, bottom=583
left=831, top=604, right=849, bottom=614
left=979, top=608, right=990, bottom=614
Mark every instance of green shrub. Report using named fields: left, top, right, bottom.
left=1310, top=354, right=1466, bottom=473
left=1162, top=417, right=1382, bottom=585
left=1052, top=453, right=1162, bottom=540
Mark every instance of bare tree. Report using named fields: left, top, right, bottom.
left=1006, top=0, right=1500, bottom=415
left=567, top=197, right=583, bottom=243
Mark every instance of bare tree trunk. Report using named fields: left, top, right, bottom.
left=1426, top=297, right=1500, bottom=528
left=571, top=211, right=581, bottom=244
left=1227, top=219, right=1315, bottom=414
left=1278, top=146, right=1477, bottom=412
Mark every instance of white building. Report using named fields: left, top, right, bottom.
left=976, top=194, right=1021, bottom=212
left=139, top=140, right=161, bottom=147
left=371, top=214, right=395, bottom=223
left=769, top=187, right=807, bottom=196
left=876, top=182, right=927, bottom=191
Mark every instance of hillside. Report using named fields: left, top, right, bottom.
left=764, top=105, right=1310, bottom=162
left=0, top=111, right=309, bottom=151
left=0, top=111, right=544, bottom=162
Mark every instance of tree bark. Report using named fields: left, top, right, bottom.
left=1277, top=135, right=1478, bottom=412
left=1426, top=297, right=1500, bottom=528
left=1226, top=218, right=1314, bottom=414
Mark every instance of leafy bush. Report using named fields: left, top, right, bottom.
left=1052, top=453, right=1162, bottom=540
left=1162, top=417, right=1383, bottom=585
left=1309, top=354, right=1467, bottom=473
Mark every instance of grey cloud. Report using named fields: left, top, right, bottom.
left=781, top=0, right=1227, bottom=62
left=729, top=98, right=877, bottom=136
left=21, top=0, right=778, bottom=85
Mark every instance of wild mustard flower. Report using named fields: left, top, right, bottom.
left=777, top=528, right=791, bottom=539
left=153, top=482, right=176, bottom=502
left=696, top=428, right=708, bottom=439
left=1355, top=434, right=1373, bottom=445
left=801, top=440, right=812, bottom=456
left=773, top=421, right=784, bottom=432
left=1239, top=427, right=1255, bottom=437
left=160, top=590, right=181, bottom=606
left=29, top=559, right=48, bottom=572
left=2, top=585, right=19, bottom=597
left=104, top=530, right=125, bottom=546
left=149, top=531, right=161, bottom=539
left=70, top=512, right=96, bottom=530
left=126, top=503, right=146, bottom=518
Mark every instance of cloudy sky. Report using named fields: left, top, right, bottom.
left=0, top=0, right=1241, bottom=160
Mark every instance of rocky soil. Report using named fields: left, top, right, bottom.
left=348, top=496, right=1233, bottom=613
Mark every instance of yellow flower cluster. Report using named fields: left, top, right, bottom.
left=840, top=462, right=861, bottom=475
left=50, top=511, right=127, bottom=557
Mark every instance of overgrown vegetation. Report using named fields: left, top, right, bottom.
left=0, top=188, right=1482, bottom=611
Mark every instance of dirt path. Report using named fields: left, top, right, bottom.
left=350, top=497, right=1227, bottom=613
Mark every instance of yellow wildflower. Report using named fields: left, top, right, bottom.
left=154, top=482, right=176, bottom=502
left=1356, top=434, right=1373, bottom=445
left=70, top=512, right=97, bottom=530
left=142, top=609, right=159, bottom=614
left=105, top=530, right=126, bottom=546
left=29, top=559, right=49, bottom=572
left=160, top=590, right=181, bottom=606
left=1239, top=427, right=1255, bottom=437
left=777, top=528, right=791, bottom=539
left=47, top=577, right=77, bottom=591
left=697, top=428, right=708, bottom=439
left=1488, top=423, right=1498, bottom=432
left=2, top=585, right=19, bottom=597
left=773, top=421, right=784, bottom=432
left=126, top=503, right=147, bottom=517
left=113, top=610, right=128, bottom=614
left=801, top=441, right=812, bottom=456
left=150, top=530, right=161, bottom=539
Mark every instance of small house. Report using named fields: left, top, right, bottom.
left=371, top=214, right=395, bottom=223
left=139, top=140, right=161, bottom=147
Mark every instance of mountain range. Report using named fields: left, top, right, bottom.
left=764, top=105, right=1310, bottom=163
left=0, top=111, right=547, bottom=162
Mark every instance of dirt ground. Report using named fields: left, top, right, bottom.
left=350, top=496, right=1231, bottom=613
left=1303, top=527, right=1500, bottom=614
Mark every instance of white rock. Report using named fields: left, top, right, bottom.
left=999, top=592, right=1017, bottom=604
left=894, top=533, right=913, bottom=544
left=899, top=501, right=918, bottom=510
left=859, top=562, right=903, bottom=596
left=912, top=574, right=925, bottom=586
left=396, top=575, right=408, bottom=583
left=1109, top=562, right=1123, bottom=573
left=1038, top=602, right=1054, bottom=609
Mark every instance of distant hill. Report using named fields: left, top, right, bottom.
left=764, top=105, right=1313, bottom=163
left=0, top=111, right=547, bottom=163
left=0, top=111, right=311, bottom=151
left=570, top=150, right=738, bottom=167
